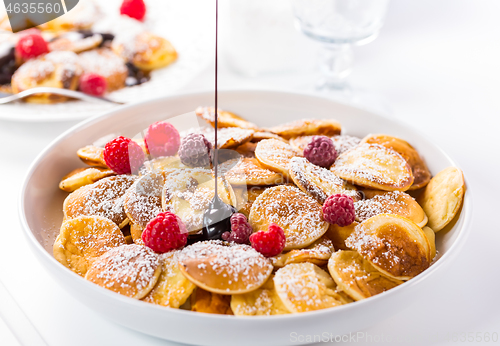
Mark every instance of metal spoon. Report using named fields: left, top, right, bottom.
left=0, top=87, right=124, bottom=105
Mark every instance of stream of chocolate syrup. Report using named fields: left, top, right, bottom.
left=201, top=0, right=236, bottom=241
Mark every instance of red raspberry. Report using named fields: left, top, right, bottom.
left=249, top=223, right=286, bottom=257
left=304, top=136, right=338, bottom=168
left=103, top=136, right=145, bottom=174
left=15, top=34, right=49, bottom=60
left=222, top=213, right=253, bottom=244
left=178, top=133, right=212, bottom=168
left=322, top=193, right=355, bottom=227
left=120, top=0, right=146, bottom=21
left=79, top=73, right=107, bottom=97
left=142, top=212, right=188, bottom=253
left=144, top=121, right=180, bottom=157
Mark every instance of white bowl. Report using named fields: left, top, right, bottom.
left=19, top=90, right=471, bottom=346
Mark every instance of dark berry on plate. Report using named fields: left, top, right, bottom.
left=304, top=135, right=338, bottom=168
left=178, top=133, right=212, bottom=168
left=15, top=34, right=49, bottom=60
left=222, top=213, right=253, bottom=244
left=144, top=121, right=181, bottom=157
left=120, top=0, right=147, bottom=21
left=322, top=193, right=355, bottom=227
left=79, top=73, right=107, bottom=96
left=142, top=211, right=188, bottom=252
left=249, top=223, right=286, bottom=257
left=103, top=136, right=145, bottom=174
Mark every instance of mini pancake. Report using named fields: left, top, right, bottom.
left=289, top=157, right=362, bottom=204
left=328, top=250, right=403, bottom=301
left=130, top=222, right=144, bottom=245
left=269, top=237, right=335, bottom=268
left=251, top=131, right=288, bottom=143
left=49, top=34, right=102, bottom=54
left=39, top=0, right=99, bottom=32
left=267, top=119, right=342, bottom=140
left=235, top=142, right=257, bottom=158
left=422, top=226, right=437, bottom=260
left=63, top=175, right=137, bottom=228
left=53, top=215, right=126, bottom=276
left=195, top=106, right=259, bottom=130
left=273, top=263, right=348, bottom=313
left=222, top=157, right=285, bottom=186
left=206, top=128, right=255, bottom=149
left=142, top=251, right=196, bottom=308
left=85, top=244, right=161, bottom=299
left=232, top=186, right=268, bottom=218
left=141, top=156, right=187, bottom=173
left=178, top=240, right=273, bottom=295
left=59, top=167, right=115, bottom=192
left=255, top=139, right=301, bottom=179
left=113, top=32, right=177, bottom=71
left=249, top=185, right=329, bottom=250
left=417, top=167, right=465, bottom=232
left=362, top=134, right=431, bottom=190
left=11, top=51, right=82, bottom=103
left=79, top=48, right=128, bottom=92
left=231, top=275, right=290, bottom=316
left=345, top=214, right=431, bottom=280
left=331, top=143, right=414, bottom=191
left=325, top=222, right=358, bottom=251
left=355, top=190, right=428, bottom=227
left=162, top=168, right=236, bottom=233
left=77, top=145, right=108, bottom=168
left=124, top=172, right=165, bottom=229
left=289, top=134, right=360, bottom=156
left=191, top=288, right=234, bottom=315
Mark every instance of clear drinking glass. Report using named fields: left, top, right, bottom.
left=291, top=0, right=390, bottom=91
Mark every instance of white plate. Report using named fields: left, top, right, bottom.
left=19, top=90, right=471, bottom=346
left=0, top=0, right=214, bottom=122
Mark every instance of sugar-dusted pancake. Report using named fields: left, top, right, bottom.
left=85, top=244, right=161, bottom=299
left=11, top=51, right=82, bottom=103
left=346, top=214, right=431, bottom=280
left=255, top=139, right=301, bottom=179
left=249, top=185, right=329, bottom=250
left=49, top=33, right=102, bottom=54
left=130, top=222, right=144, bottom=245
left=195, top=106, right=259, bottom=130
left=79, top=48, right=128, bottom=92
left=178, top=241, right=273, bottom=295
left=274, top=263, right=349, bottom=313
left=39, top=0, right=100, bottom=32
left=206, top=128, right=255, bottom=150
left=269, top=237, right=335, bottom=268
left=191, top=288, right=233, bottom=315
left=325, top=222, right=358, bottom=251
left=362, top=134, right=431, bottom=190
left=331, top=143, right=414, bottom=191
left=63, top=175, right=137, bottom=228
left=251, top=131, right=288, bottom=143
left=231, top=275, right=290, bottom=316
left=328, top=250, right=403, bottom=301
left=77, top=145, right=108, bottom=168
left=142, top=251, right=196, bottom=308
left=267, top=119, right=342, bottom=140
left=113, top=31, right=177, bottom=71
left=59, top=167, right=115, bottom=192
left=222, top=157, right=285, bottom=186
left=417, top=167, right=465, bottom=232
left=355, top=190, right=428, bottom=227
left=124, top=172, right=164, bottom=229
left=289, top=134, right=360, bottom=156
left=289, top=157, right=362, bottom=204
left=422, top=226, right=437, bottom=260
left=162, top=168, right=236, bottom=233
left=141, top=156, right=187, bottom=173
left=53, top=215, right=126, bottom=276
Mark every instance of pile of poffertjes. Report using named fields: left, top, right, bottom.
left=53, top=106, right=466, bottom=315
left=0, top=0, right=177, bottom=103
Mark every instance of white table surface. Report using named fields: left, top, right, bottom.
left=1, top=0, right=499, bottom=345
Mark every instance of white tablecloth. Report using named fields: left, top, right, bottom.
left=1, top=0, right=499, bottom=345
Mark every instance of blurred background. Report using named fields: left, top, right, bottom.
left=1, top=0, right=499, bottom=345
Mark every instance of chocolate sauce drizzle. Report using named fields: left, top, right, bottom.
left=201, top=0, right=236, bottom=241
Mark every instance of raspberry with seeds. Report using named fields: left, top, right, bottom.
left=79, top=73, right=107, bottom=96
left=120, top=0, right=146, bottom=21
left=142, top=212, right=188, bottom=253
left=15, top=34, right=49, bottom=60
left=304, top=136, right=337, bottom=168
left=322, top=193, right=355, bottom=227
left=178, top=133, right=212, bottom=168
left=144, top=121, right=180, bottom=157
left=222, top=213, right=253, bottom=244
left=103, top=136, right=145, bottom=174
left=249, top=223, right=286, bottom=257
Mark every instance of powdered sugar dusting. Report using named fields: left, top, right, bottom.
left=355, top=191, right=411, bottom=222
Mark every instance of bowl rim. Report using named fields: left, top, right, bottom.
left=18, top=89, right=473, bottom=322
